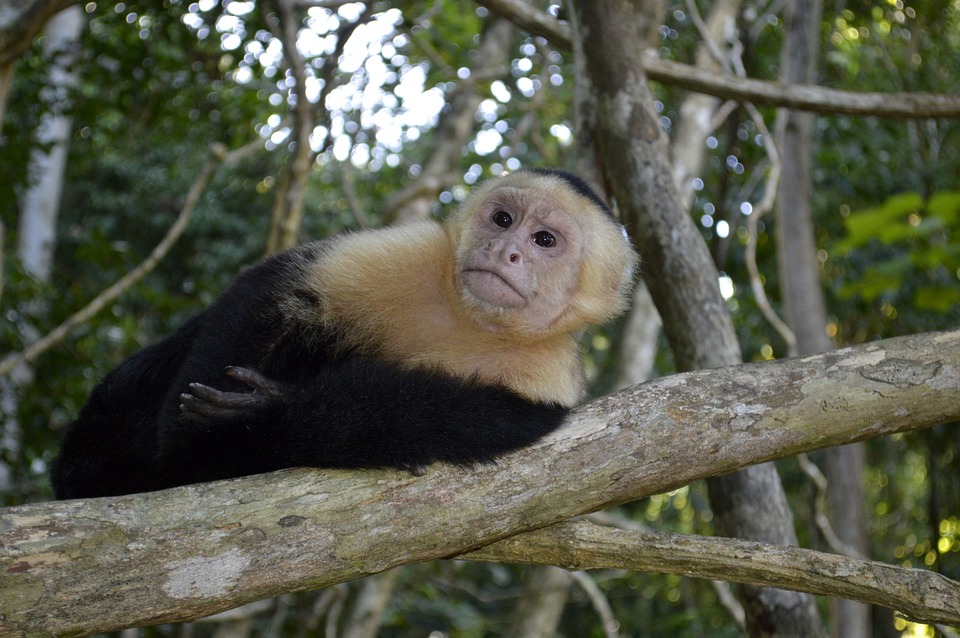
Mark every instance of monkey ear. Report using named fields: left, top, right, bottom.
left=555, top=224, right=638, bottom=331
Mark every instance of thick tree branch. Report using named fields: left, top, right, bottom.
left=0, top=330, right=958, bottom=635
left=475, top=0, right=960, bottom=118
left=465, top=520, right=960, bottom=626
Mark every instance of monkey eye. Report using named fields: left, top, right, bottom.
left=492, top=210, right=513, bottom=228
left=532, top=230, right=557, bottom=248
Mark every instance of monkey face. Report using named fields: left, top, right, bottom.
left=455, top=185, right=584, bottom=333
left=448, top=171, right=638, bottom=341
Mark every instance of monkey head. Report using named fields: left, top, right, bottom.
left=448, top=170, right=638, bottom=340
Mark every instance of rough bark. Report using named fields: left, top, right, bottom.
left=706, top=465, right=825, bottom=636
left=569, top=0, right=664, bottom=392
left=775, top=2, right=871, bottom=635
left=570, top=0, right=737, bottom=371
left=0, top=330, right=957, bottom=636
left=465, top=520, right=960, bottom=626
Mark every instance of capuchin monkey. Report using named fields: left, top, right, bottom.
left=50, top=168, right=638, bottom=499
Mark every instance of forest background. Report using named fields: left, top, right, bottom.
left=1, top=0, right=959, bottom=636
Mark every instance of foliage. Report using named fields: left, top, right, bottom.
left=834, top=190, right=960, bottom=315
left=1, top=0, right=959, bottom=635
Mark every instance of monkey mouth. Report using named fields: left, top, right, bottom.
left=461, top=269, right=526, bottom=308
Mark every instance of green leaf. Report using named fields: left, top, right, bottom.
left=841, top=192, right=923, bottom=248
left=927, top=191, right=960, bottom=225
left=914, top=285, right=960, bottom=313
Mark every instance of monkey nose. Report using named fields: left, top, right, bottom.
left=509, top=252, right=521, bottom=264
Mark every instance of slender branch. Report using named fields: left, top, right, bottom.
left=741, top=104, right=797, bottom=354
left=684, top=0, right=731, bottom=73
left=0, top=138, right=264, bottom=377
left=569, top=571, right=620, bottom=638
left=474, top=0, right=960, bottom=118
left=797, top=453, right=866, bottom=559
left=677, top=1, right=795, bottom=352
left=464, top=520, right=960, bottom=626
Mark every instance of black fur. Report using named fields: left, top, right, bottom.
left=523, top=168, right=615, bottom=219
left=50, top=245, right=568, bottom=499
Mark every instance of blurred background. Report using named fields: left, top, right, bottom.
left=1, top=1, right=958, bottom=636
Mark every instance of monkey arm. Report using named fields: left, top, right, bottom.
left=179, top=361, right=569, bottom=476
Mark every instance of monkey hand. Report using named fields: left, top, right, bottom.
left=179, top=366, right=286, bottom=425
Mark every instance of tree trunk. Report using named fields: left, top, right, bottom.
left=570, top=0, right=664, bottom=393
left=505, top=566, right=573, bottom=638
left=0, top=62, right=12, bottom=131
left=569, top=2, right=825, bottom=634
left=1, top=5, right=84, bottom=493
left=775, top=0, right=830, bottom=357
left=775, top=2, right=871, bottom=635
left=612, top=283, right=661, bottom=390
left=16, top=6, right=83, bottom=281
left=340, top=570, right=400, bottom=638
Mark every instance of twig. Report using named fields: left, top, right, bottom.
left=726, top=42, right=797, bottom=353
left=797, top=453, right=866, bottom=559
left=570, top=571, right=620, bottom=638
left=0, top=139, right=264, bottom=377
left=741, top=105, right=796, bottom=354
left=710, top=578, right=747, bottom=631
left=684, top=0, right=731, bottom=73
left=340, top=167, right=369, bottom=228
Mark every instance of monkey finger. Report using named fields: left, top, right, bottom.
left=406, top=462, right=428, bottom=477
left=186, top=383, right=266, bottom=409
left=179, top=393, right=235, bottom=420
left=224, top=366, right=283, bottom=397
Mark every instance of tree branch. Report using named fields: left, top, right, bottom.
left=0, top=330, right=958, bottom=635
left=475, top=0, right=960, bottom=118
left=0, top=0, right=79, bottom=65
left=464, top=520, right=960, bottom=626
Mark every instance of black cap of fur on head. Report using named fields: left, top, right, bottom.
left=521, top=168, right=615, bottom=220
